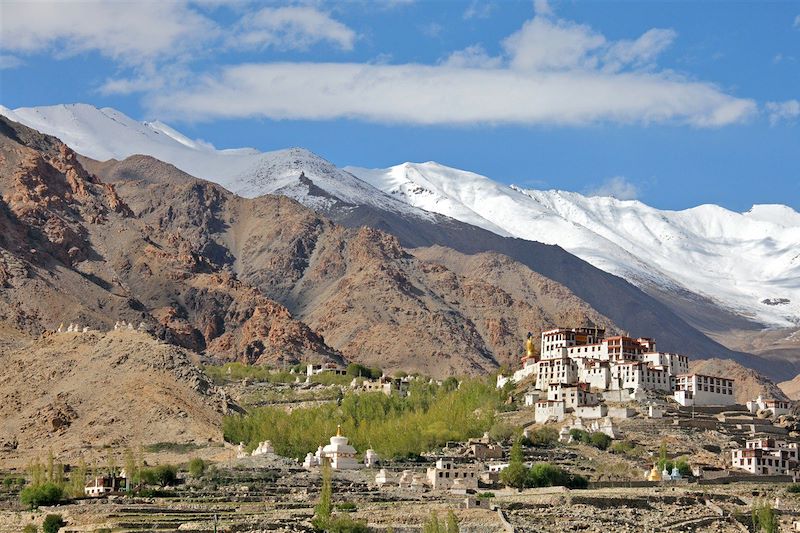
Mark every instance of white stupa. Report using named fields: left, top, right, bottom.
left=364, top=448, right=379, bottom=468
left=322, top=425, right=360, bottom=470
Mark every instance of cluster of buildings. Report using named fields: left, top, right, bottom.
left=732, top=438, right=800, bottom=476
left=499, top=327, right=736, bottom=424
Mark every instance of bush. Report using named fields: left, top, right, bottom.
left=22, top=525, right=37, bottom=533
left=673, top=458, right=691, bottom=476
left=528, top=463, right=570, bottom=487
left=346, top=363, right=382, bottom=380
left=20, top=483, right=64, bottom=509
left=187, top=458, right=206, bottom=478
left=569, top=428, right=591, bottom=444
left=752, top=502, right=778, bottom=533
left=610, top=440, right=638, bottom=455
left=2, top=477, right=14, bottom=488
left=478, top=491, right=495, bottom=498
left=42, top=514, right=65, bottom=533
left=787, top=483, right=800, bottom=493
left=487, top=421, right=516, bottom=443
left=526, top=426, right=558, bottom=447
left=140, top=465, right=178, bottom=487
left=589, top=432, right=612, bottom=450
left=335, top=502, right=357, bottom=512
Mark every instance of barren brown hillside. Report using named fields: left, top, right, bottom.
left=0, top=330, right=228, bottom=468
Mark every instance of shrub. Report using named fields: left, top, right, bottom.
left=187, top=458, right=206, bottom=478
left=787, top=483, right=800, bottom=493
left=478, top=491, right=495, bottom=498
left=526, top=426, right=558, bottom=447
left=143, top=442, right=201, bottom=454
left=20, top=483, right=64, bottom=509
left=2, top=477, right=14, bottom=488
left=589, top=432, right=612, bottom=450
left=487, top=421, right=516, bottom=443
left=140, top=465, right=178, bottom=487
left=22, top=525, right=37, bottom=533
left=610, top=440, right=637, bottom=455
left=42, top=514, right=65, bottom=533
left=528, top=463, right=570, bottom=487
left=752, top=502, right=778, bottom=533
left=569, top=428, right=591, bottom=444
left=673, top=458, right=691, bottom=476
left=346, top=363, right=382, bottom=380
left=335, top=502, right=357, bottom=512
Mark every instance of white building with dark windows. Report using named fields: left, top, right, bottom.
left=425, top=459, right=480, bottom=490
left=673, top=373, right=735, bottom=406
left=747, top=395, right=793, bottom=417
left=732, top=438, right=800, bottom=475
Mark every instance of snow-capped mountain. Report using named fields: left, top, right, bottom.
left=0, top=103, right=432, bottom=220
left=2, top=103, right=797, bottom=330
left=346, top=162, right=800, bottom=328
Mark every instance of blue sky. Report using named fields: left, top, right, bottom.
left=1, top=0, right=798, bottom=211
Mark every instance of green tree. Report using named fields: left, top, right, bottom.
left=188, top=458, right=206, bottom=478
left=67, top=458, right=88, bottom=498
left=752, top=502, right=778, bottom=533
left=423, top=511, right=442, bottom=533
left=589, top=433, right=612, bottom=450
left=526, top=427, right=558, bottom=447
left=500, top=439, right=528, bottom=490
left=140, top=465, right=177, bottom=487
left=20, top=483, right=63, bottom=509
left=445, top=509, right=459, bottom=533
left=42, top=514, right=65, bottom=533
left=313, top=460, right=333, bottom=530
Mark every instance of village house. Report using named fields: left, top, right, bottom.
left=85, top=475, right=126, bottom=497
left=306, top=362, right=347, bottom=377
left=425, top=458, right=480, bottom=490
left=546, top=382, right=599, bottom=409
left=674, top=373, right=735, bottom=406
left=732, top=438, right=800, bottom=475
left=534, top=399, right=566, bottom=424
left=747, top=395, right=793, bottom=417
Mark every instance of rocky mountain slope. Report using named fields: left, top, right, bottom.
left=1, top=103, right=780, bottom=379
left=349, top=162, right=800, bottom=331
left=1, top=116, right=622, bottom=376
left=0, top=116, right=342, bottom=367
left=87, top=154, right=618, bottom=375
left=0, top=330, right=228, bottom=467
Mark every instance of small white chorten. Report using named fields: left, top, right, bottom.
left=322, top=425, right=360, bottom=470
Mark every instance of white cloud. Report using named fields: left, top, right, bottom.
left=147, top=8, right=754, bottom=127
left=147, top=62, right=755, bottom=127
left=420, top=22, right=444, bottom=38
left=0, top=1, right=216, bottom=64
left=229, top=6, right=356, bottom=51
left=463, top=1, right=493, bottom=20
left=765, top=100, right=800, bottom=125
left=794, top=15, right=800, bottom=28
left=503, top=15, right=606, bottom=71
left=587, top=176, right=640, bottom=200
left=533, top=0, right=553, bottom=17
left=603, top=28, right=677, bottom=72
left=441, top=45, right=502, bottom=68
left=0, top=54, right=23, bottom=70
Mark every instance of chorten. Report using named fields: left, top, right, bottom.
left=647, top=464, right=662, bottom=481
left=322, top=425, right=360, bottom=470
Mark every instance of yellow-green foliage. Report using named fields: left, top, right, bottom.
left=203, top=363, right=296, bottom=385
left=224, top=378, right=502, bottom=459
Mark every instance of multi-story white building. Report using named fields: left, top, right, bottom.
left=642, top=352, right=689, bottom=376
left=747, top=395, right=793, bottom=417
left=578, top=360, right=611, bottom=391
left=611, top=361, right=673, bottom=393
left=732, top=438, right=800, bottom=475
left=534, top=355, right=579, bottom=391
left=673, top=373, right=735, bottom=406
left=546, top=383, right=599, bottom=409
left=534, top=399, right=566, bottom=424
left=426, top=459, right=480, bottom=490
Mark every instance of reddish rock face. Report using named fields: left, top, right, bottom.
left=0, top=116, right=616, bottom=377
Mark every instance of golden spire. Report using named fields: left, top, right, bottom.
left=336, top=424, right=342, bottom=437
